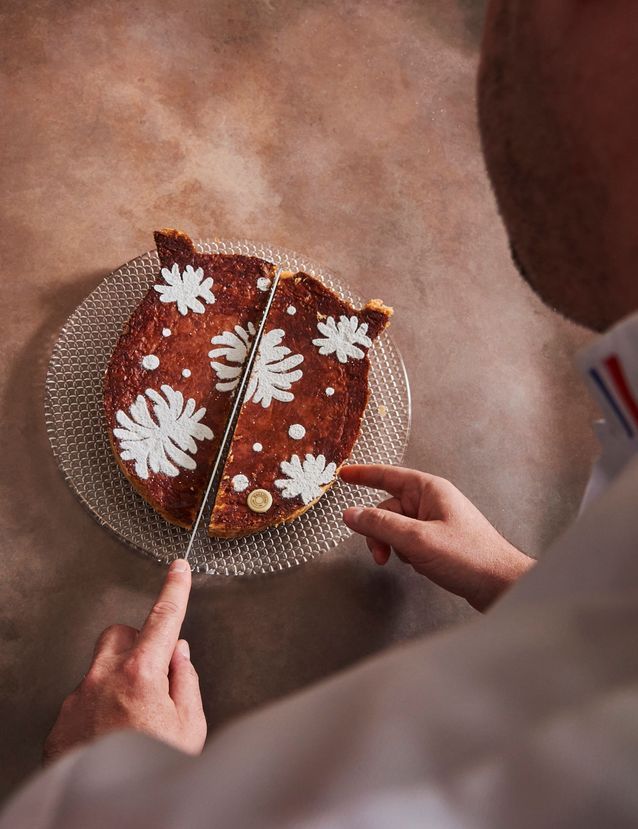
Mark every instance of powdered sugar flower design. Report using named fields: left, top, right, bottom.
left=209, top=323, right=256, bottom=392
left=113, top=384, right=213, bottom=479
left=275, top=453, right=337, bottom=505
left=249, top=329, right=304, bottom=407
left=312, top=315, right=372, bottom=363
left=209, top=325, right=304, bottom=408
left=154, top=264, right=215, bottom=315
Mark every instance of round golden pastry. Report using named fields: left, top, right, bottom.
left=247, top=488, right=273, bottom=513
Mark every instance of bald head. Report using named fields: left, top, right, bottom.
left=478, top=1, right=638, bottom=331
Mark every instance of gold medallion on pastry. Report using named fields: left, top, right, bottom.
left=247, top=488, right=273, bottom=513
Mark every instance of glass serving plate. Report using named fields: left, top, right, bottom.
left=44, top=239, right=411, bottom=575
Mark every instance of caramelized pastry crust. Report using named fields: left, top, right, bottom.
left=104, top=230, right=392, bottom=536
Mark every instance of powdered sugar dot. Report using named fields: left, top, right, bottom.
left=232, top=474, right=250, bottom=493
left=182, top=368, right=191, bottom=378
left=162, top=328, right=172, bottom=337
left=253, top=442, right=263, bottom=452
left=288, top=423, right=306, bottom=440
left=142, top=354, right=160, bottom=370
left=257, top=277, right=271, bottom=292
left=287, top=305, right=297, bottom=315
left=325, top=387, right=335, bottom=396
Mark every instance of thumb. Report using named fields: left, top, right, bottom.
left=343, top=505, right=429, bottom=559
left=169, top=640, right=204, bottom=719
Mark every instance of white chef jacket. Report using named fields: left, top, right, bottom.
left=3, top=317, right=638, bottom=829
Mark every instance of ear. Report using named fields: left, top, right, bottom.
left=154, top=228, right=196, bottom=268
left=363, top=298, right=393, bottom=340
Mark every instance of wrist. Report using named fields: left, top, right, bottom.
left=471, top=543, right=535, bottom=612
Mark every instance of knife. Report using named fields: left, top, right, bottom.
left=183, top=269, right=282, bottom=560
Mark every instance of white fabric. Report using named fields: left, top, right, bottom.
left=2, top=451, right=638, bottom=828
left=577, top=311, right=638, bottom=509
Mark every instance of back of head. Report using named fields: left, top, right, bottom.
left=478, top=1, right=638, bottom=331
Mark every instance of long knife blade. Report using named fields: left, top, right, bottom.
left=183, top=270, right=281, bottom=560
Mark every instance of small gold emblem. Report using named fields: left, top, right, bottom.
left=247, top=488, right=273, bottom=513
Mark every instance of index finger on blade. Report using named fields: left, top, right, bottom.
left=136, top=559, right=191, bottom=668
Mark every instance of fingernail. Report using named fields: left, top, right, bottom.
left=177, top=639, right=190, bottom=659
left=171, top=559, right=189, bottom=572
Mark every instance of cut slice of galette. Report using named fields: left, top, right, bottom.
left=207, top=272, right=392, bottom=537
left=103, top=229, right=274, bottom=528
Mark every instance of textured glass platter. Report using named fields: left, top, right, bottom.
left=44, top=240, right=411, bottom=575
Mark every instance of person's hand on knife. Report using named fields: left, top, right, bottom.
left=341, top=464, right=534, bottom=612
left=43, top=559, right=206, bottom=764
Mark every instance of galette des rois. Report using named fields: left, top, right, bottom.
left=104, top=230, right=392, bottom=538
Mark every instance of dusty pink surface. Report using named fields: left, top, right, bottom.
left=0, top=0, right=596, bottom=801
